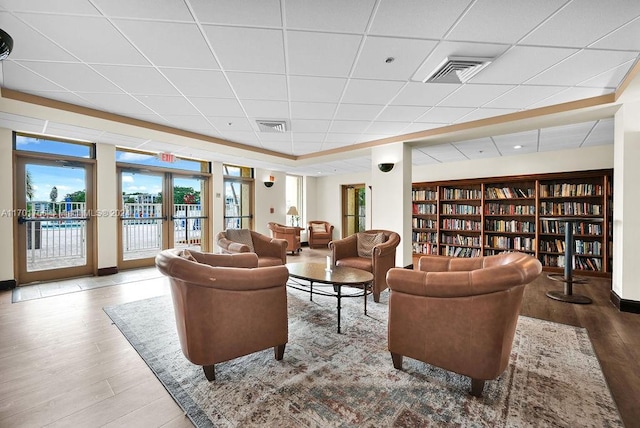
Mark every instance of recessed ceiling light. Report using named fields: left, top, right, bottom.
left=514, top=145, right=523, bottom=149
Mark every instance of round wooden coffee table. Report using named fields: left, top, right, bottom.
left=286, top=262, right=374, bottom=333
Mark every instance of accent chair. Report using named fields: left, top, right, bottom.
left=216, top=229, right=287, bottom=266
left=307, top=220, right=334, bottom=249
left=267, top=222, right=302, bottom=255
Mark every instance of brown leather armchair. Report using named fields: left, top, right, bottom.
left=267, top=222, right=302, bottom=255
left=386, top=252, right=542, bottom=397
left=329, top=229, right=400, bottom=303
left=307, top=221, right=334, bottom=249
left=155, top=248, right=289, bottom=381
left=216, top=229, right=287, bottom=266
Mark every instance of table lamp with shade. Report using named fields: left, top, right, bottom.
left=286, top=206, right=299, bottom=227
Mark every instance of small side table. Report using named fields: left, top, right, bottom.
left=540, top=216, right=603, bottom=305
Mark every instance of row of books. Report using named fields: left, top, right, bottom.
left=539, top=183, right=604, bottom=197
left=539, top=220, right=602, bottom=235
left=412, top=232, right=437, bottom=243
left=440, top=234, right=481, bottom=247
left=485, top=187, right=534, bottom=199
left=441, top=188, right=482, bottom=200
left=539, top=202, right=603, bottom=216
left=540, top=255, right=603, bottom=271
left=441, top=203, right=481, bottom=215
left=441, top=219, right=482, bottom=231
left=485, top=236, right=535, bottom=251
left=412, top=189, right=437, bottom=201
left=485, top=219, right=535, bottom=233
left=485, top=203, right=536, bottom=215
left=412, top=203, right=437, bottom=214
left=539, top=239, right=601, bottom=255
left=442, top=246, right=482, bottom=258
left=412, top=242, right=438, bottom=254
left=412, top=218, right=437, bottom=229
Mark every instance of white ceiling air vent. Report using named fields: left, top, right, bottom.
left=256, top=120, right=287, bottom=133
left=423, top=56, right=493, bottom=84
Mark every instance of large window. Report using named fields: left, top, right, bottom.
left=342, top=184, right=366, bottom=237
left=286, top=175, right=303, bottom=227
left=223, top=164, right=254, bottom=230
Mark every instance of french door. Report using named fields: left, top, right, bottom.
left=118, top=168, right=209, bottom=269
left=342, top=184, right=366, bottom=238
left=15, top=156, right=95, bottom=284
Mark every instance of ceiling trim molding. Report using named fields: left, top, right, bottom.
left=0, top=88, right=297, bottom=161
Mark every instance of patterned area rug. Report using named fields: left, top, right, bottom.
left=104, top=288, right=622, bottom=427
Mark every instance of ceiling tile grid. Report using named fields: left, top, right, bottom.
left=0, top=0, right=637, bottom=176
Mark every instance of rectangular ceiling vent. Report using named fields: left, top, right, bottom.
left=423, top=56, right=493, bottom=84
left=256, top=120, right=287, bottom=133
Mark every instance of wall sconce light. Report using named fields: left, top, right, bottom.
left=264, top=175, right=275, bottom=188
left=378, top=163, right=395, bottom=173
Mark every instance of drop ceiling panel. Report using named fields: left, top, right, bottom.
left=492, top=130, right=539, bottom=153
left=323, top=133, right=359, bottom=144
left=99, top=132, right=149, bottom=146
left=208, top=117, right=253, bottom=132
left=539, top=122, right=595, bottom=150
left=415, top=107, right=474, bottom=123
left=290, top=120, right=331, bottom=133
left=219, top=131, right=262, bottom=145
left=581, top=118, right=614, bottom=147
left=242, top=100, right=289, bottom=119
left=92, top=0, right=194, bottom=21
left=285, top=0, right=375, bottom=32
left=2, top=62, right=66, bottom=91
left=45, top=122, right=105, bottom=141
left=1, top=0, right=98, bottom=14
left=26, top=91, right=98, bottom=109
left=453, top=137, right=499, bottom=159
left=377, top=105, right=428, bottom=122
left=160, top=69, right=235, bottom=98
left=522, top=0, right=640, bottom=47
left=484, top=85, right=566, bottom=109
left=329, top=120, right=371, bottom=133
left=290, top=102, right=337, bottom=120
left=365, top=121, right=411, bottom=135
left=191, top=98, right=245, bottom=117
left=287, top=31, right=362, bottom=77
left=333, top=104, right=384, bottom=121
left=190, top=0, right=282, bottom=26
left=92, top=65, right=179, bottom=96
left=75, top=93, right=155, bottom=115
left=204, top=26, right=284, bottom=73
left=134, top=95, right=200, bottom=116
left=292, top=142, right=324, bottom=156
left=352, top=37, right=438, bottom=81
left=402, top=122, right=443, bottom=134
left=391, top=82, right=459, bottom=106
left=526, top=50, right=638, bottom=86
left=418, top=145, right=468, bottom=162
left=438, top=84, right=515, bottom=108
left=162, top=115, right=214, bottom=132
left=0, top=12, right=77, bottom=62
left=447, top=0, right=566, bottom=44
left=412, top=149, right=440, bottom=165
left=292, top=133, right=326, bottom=143
left=577, top=61, right=636, bottom=88
left=115, top=20, right=219, bottom=69
left=16, top=13, right=148, bottom=65
left=471, top=46, right=578, bottom=85
left=592, top=18, right=640, bottom=51
left=370, top=0, right=473, bottom=39
left=341, top=79, right=405, bottom=105
left=455, top=108, right=517, bottom=122
left=226, top=72, right=288, bottom=101
left=16, top=62, right=121, bottom=93
left=289, top=76, right=347, bottom=103
left=527, top=87, right=611, bottom=109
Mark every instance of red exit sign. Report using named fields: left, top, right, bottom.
left=159, top=152, right=176, bottom=163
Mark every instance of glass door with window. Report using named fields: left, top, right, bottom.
left=119, top=170, right=166, bottom=266
left=224, top=178, right=253, bottom=229
left=172, top=176, right=208, bottom=251
left=342, top=184, right=366, bottom=237
left=15, top=157, right=94, bottom=283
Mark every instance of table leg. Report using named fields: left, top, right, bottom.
left=309, top=281, right=313, bottom=301
left=546, top=220, right=592, bottom=304
left=364, top=281, right=368, bottom=315
left=336, top=285, right=342, bottom=334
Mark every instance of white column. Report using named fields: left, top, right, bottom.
left=612, top=100, right=640, bottom=303
left=0, top=128, right=15, bottom=282
left=95, top=143, right=118, bottom=270
left=371, top=142, right=412, bottom=267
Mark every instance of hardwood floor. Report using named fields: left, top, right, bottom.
left=1, top=247, right=638, bottom=427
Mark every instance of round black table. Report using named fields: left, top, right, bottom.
left=540, top=216, right=604, bottom=305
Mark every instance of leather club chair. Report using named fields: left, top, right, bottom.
left=216, top=229, right=287, bottom=266
left=329, top=229, right=400, bottom=303
left=386, top=252, right=542, bottom=397
left=307, top=220, right=334, bottom=249
left=267, top=222, right=302, bottom=255
left=155, top=248, right=289, bottom=381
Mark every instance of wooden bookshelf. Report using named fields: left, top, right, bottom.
left=411, top=169, right=613, bottom=276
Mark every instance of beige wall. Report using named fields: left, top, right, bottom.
left=0, top=128, right=14, bottom=282
left=95, top=143, right=117, bottom=269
